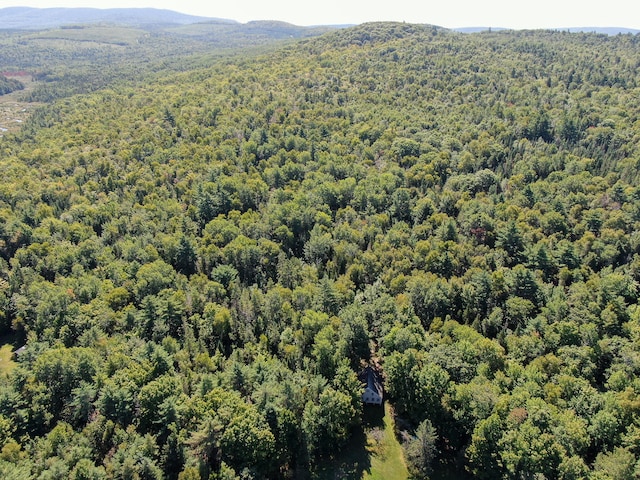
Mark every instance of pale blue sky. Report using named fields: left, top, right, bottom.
left=1, top=0, right=638, bottom=29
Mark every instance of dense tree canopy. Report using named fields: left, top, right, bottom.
left=0, top=74, right=24, bottom=95
left=1, top=20, right=640, bottom=479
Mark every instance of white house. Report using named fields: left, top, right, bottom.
left=361, top=366, right=383, bottom=405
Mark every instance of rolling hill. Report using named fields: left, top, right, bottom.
left=0, top=6, right=217, bottom=29
left=1, top=20, right=640, bottom=480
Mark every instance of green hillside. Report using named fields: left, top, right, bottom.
left=0, top=6, right=214, bottom=30
left=0, top=21, right=334, bottom=103
left=1, top=22, right=640, bottom=479
left=0, top=74, right=24, bottom=95
left=26, top=25, right=149, bottom=45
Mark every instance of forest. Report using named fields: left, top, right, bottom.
left=0, top=75, right=23, bottom=96
left=1, top=19, right=640, bottom=479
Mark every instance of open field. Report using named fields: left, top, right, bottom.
left=362, top=403, right=410, bottom=480
left=0, top=73, right=40, bottom=135
left=313, top=402, right=409, bottom=480
left=0, top=333, right=18, bottom=376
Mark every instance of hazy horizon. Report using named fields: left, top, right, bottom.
left=0, top=0, right=638, bottom=30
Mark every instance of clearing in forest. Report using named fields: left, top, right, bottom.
left=314, top=402, right=409, bottom=480
left=0, top=74, right=40, bottom=136
left=0, top=342, right=17, bottom=376
left=362, top=402, right=409, bottom=480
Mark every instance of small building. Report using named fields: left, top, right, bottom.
left=360, top=366, right=383, bottom=405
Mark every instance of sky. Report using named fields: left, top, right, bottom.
left=1, top=0, right=639, bottom=30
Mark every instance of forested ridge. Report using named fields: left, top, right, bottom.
left=2, top=21, right=640, bottom=479
left=0, top=74, right=23, bottom=96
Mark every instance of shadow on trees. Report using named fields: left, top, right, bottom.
left=307, top=428, right=370, bottom=480
left=306, top=405, right=386, bottom=480
left=362, top=403, right=386, bottom=430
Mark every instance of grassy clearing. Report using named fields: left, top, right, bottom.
left=312, top=402, right=409, bottom=480
left=362, top=402, right=409, bottom=480
left=0, top=344, right=17, bottom=377
left=0, top=331, right=20, bottom=376
left=0, top=75, right=40, bottom=136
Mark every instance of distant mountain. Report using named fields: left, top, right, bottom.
left=0, top=6, right=226, bottom=29
left=3, top=8, right=637, bottom=36
left=454, top=27, right=507, bottom=33
left=0, top=7, right=342, bottom=42
left=166, top=19, right=339, bottom=42
left=564, top=26, right=640, bottom=35
left=454, top=26, right=639, bottom=35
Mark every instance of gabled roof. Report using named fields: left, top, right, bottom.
left=360, top=365, right=383, bottom=396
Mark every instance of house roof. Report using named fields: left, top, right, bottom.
left=361, top=366, right=383, bottom=397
